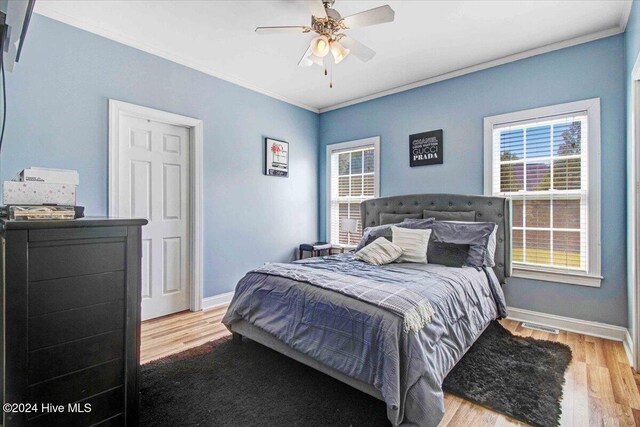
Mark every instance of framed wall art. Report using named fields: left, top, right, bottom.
left=264, top=137, right=289, bottom=177
left=409, top=129, right=443, bottom=167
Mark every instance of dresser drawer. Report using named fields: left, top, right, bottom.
left=29, top=242, right=126, bottom=282
left=29, top=330, right=124, bottom=384
left=28, top=359, right=124, bottom=406
left=29, top=301, right=125, bottom=350
left=29, top=272, right=125, bottom=316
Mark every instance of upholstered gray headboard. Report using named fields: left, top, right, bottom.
left=360, top=193, right=512, bottom=284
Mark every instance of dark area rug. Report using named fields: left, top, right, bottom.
left=443, top=322, right=572, bottom=427
left=141, top=321, right=571, bottom=427
left=140, top=336, right=389, bottom=427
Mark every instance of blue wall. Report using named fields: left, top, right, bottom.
left=5, top=15, right=320, bottom=298
left=319, top=35, right=627, bottom=327
left=626, top=1, right=640, bottom=332
left=6, top=14, right=633, bottom=327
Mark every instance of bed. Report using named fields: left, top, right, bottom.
left=222, top=193, right=511, bottom=427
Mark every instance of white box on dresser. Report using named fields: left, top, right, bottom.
left=19, top=167, right=79, bottom=185
left=3, top=181, right=77, bottom=205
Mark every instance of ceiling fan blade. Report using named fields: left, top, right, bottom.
left=305, top=0, right=327, bottom=19
left=342, top=5, right=395, bottom=28
left=255, top=26, right=311, bottom=34
left=340, top=36, right=376, bottom=62
left=298, top=47, right=313, bottom=67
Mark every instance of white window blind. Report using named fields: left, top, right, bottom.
left=485, top=99, right=602, bottom=287
left=327, top=138, right=379, bottom=246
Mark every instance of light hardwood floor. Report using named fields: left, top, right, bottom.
left=141, top=307, right=640, bottom=426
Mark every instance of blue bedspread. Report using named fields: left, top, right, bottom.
left=223, top=254, right=507, bottom=426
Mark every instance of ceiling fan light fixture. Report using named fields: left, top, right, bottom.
left=330, top=40, right=350, bottom=64
left=299, top=56, right=314, bottom=67
left=310, top=35, right=331, bottom=57
left=309, top=53, right=324, bottom=66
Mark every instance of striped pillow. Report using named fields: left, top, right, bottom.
left=354, top=237, right=403, bottom=265
left=392, top=226, right=432, bottom=263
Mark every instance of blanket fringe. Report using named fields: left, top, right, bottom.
left=403, top=302, right=435, bottom=333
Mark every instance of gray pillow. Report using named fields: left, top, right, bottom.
left=399, top=219, right=497, bottom=267
left=355, top=218, right=435, bottom=251
left=379, top=212, right=421, bottom=225
left=399, top=218, right=436, bottom=229
left=401, top=218, right=468, bottom=267
left=423, top=209, right=475, bottom=222
left=428, top=242, right=470, bottom=267
left=430, top=221, right=498, bottom=267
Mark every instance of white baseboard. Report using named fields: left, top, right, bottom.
left=202, top=291, right=234, bottom=310
left=507, top=306, right=633, bottom=365
left=623, top=330, right=635, bottom=370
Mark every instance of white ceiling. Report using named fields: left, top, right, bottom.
left=35, top=0, right=631, bottom=112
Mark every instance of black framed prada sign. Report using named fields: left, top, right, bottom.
left=409, top=130, right=443, bottom=167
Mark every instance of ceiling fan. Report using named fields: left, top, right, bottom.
left=256, top=0, right=395, bottom=84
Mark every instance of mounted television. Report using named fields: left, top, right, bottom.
left=1, top=0, right=35, bottom=72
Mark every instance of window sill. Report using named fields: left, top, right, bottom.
left=512, top=266, right=603, bottom=288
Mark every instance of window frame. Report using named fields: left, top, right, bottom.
left=326, top=136, right=380, bottom=247
left=484, top=98, right=602, bottom=287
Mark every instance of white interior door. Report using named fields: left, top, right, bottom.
left=117, top=114, right=190, bottom=320
left=635, top=80, right=640, bottom=371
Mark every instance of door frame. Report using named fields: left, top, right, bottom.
left=108, top=99, right=204, bottom=312
left=631, top=54, right=640, bottom=371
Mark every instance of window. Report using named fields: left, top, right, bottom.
left=327, top=137, right=380, bottom=247
left=484, top=99, right=601, bottom=287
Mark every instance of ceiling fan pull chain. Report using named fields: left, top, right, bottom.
left=330, top=59, right=333, bottom=88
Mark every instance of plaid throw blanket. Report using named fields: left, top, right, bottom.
left=254, top=255, right=435, bottom=333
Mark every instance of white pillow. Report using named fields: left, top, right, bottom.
left=354, top=237, right=403, bottom=265
left=392, top=226, right=431, bottom=263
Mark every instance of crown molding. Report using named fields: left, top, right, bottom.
left=620, top=0, right=633, bottom=32
left=319, top=25, right=625, bottom=113
left=34, top=6, right=321, bottom=114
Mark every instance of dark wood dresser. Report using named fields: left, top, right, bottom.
left=1, top=218, right=147, bottom=426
